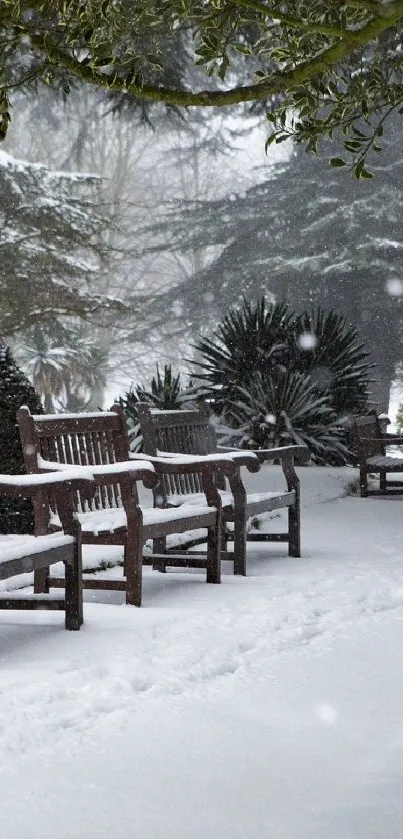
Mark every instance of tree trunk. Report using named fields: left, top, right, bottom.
left=368, top=366, right=394, bottom=414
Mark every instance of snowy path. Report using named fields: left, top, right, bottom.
left=1, top=467, right=403, bottom=838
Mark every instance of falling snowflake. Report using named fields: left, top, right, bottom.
left=315, top=703, right=339, bottom=725
left=203, top=292, right=215, bottom=304
left=298, top=332, right=317, bottom=351
left=386, top=278, right=403, bottom=297
left=171, top=301, right=184, bottom=317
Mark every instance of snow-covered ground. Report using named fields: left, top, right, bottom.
left=2, top=465, right=403, bottom=838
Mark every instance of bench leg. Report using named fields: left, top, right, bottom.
left=229, top=473, right=247, bottom=575
left=288, top=481, right=301, bottom=557
left=359, top=468, right=368, bottom=497
left=233, top=513, right=247, bottom=575
left=220, top=525, right=229, bottom=558
left=64, top=535, right=83, bottom=630
left=125, top=523, right=143, bottom=607
left=152, top=537, right=167, bottom=572
left=206, top=515, right=221, bottom=584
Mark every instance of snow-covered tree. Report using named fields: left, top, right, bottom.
left=14, top=324, right=108, bottom=413
left=0, top=148, right=120, bottom=339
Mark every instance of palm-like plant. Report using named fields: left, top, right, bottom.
left=16, top=325, right=107, bottom=412
left=228, top=370, right=351, bottom=465
left=194, top=299, right=373, bottom=415
left=193, top=298, right=373, bottom=464
left=292, top=309, right=374, bottom=414
left=119, top=364, right=198, bottom=451
left=20, top=328, right=79, bottom=413
left=192, top=298, right=294, bottom=414
left=60, top=337, right=107, bottom=412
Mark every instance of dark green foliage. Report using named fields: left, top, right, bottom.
left=3, top=0, right=403, bottom=175
left=0, top=150, right=114, bottom=339
left=230, top=371, right=351, bottom=466
left=291, top=309, right=374, bottom=415
left=0, top=344, right=42, bottom=533
left=194, top=299, right=373, bottom=413
left=119, top=364, right=197, bottom=451
left=193, top=298, right=373, bottom=464
left=193, top=298, right=295, bottom=418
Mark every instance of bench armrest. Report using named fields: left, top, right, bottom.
left=216, top=447, right=261, bottom=472
left=37, top=456, right=158, bottom=490
left=130, top=451, right=236, bottom=477
left=0, top=471, right=96, bottom=535
left=250, top=445, right=310, bottom=463
left=0, top=470, right=94, bottom=498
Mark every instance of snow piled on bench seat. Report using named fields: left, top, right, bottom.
left=0, top=532, right=74, bottom=563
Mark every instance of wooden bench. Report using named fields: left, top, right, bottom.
left=17, top=407, right=236, bottom=606
left=136, top=402, right=309, bottom=574
left=350, top=414, right=403, bottom=497
left=0, top=471, right=92, bottom=630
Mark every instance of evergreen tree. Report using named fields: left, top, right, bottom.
left=0, top=344, right=42, bottom=533
left=0, top=149, right=116, bottom=339
left=144, top=120, right=403, bottom=410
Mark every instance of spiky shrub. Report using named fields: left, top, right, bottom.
left=292, top=309, right=373, bottom=415
left=0, top=344, right=43, bottom=533
left=193, top=298, right=373, bottom=464
left=228, top=370, right=350, bottom=465
left=119, top=364, right=198, bottom=452
left=193, top=298, right=294, bottom=419
left=194, top=299, right=372, bottom=414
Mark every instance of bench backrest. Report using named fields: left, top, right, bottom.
left=17, top=406, right=130, bottom=528
left=136, top=402, right=221, bottom=501
left=350, top=414, right=386, bottom=463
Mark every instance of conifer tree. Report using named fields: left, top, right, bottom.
left=0, top=343, right=42, bottom=533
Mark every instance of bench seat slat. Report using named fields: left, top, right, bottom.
left=168, top=490, right=295, bottom=521
left=49, top=503, right=217, bottom=538
left=0, top=540, right=75, bottom=581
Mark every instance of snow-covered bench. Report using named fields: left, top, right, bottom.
left=17, top=407, right=236, bottom=606
left=350, top=414, right=403, bottom=497
left=136, top=402, right=309, bottom=575
left=0, top=470, right=93, bottom=630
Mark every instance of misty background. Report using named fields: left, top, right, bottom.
left=2, top=83, right=402, bottom=418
